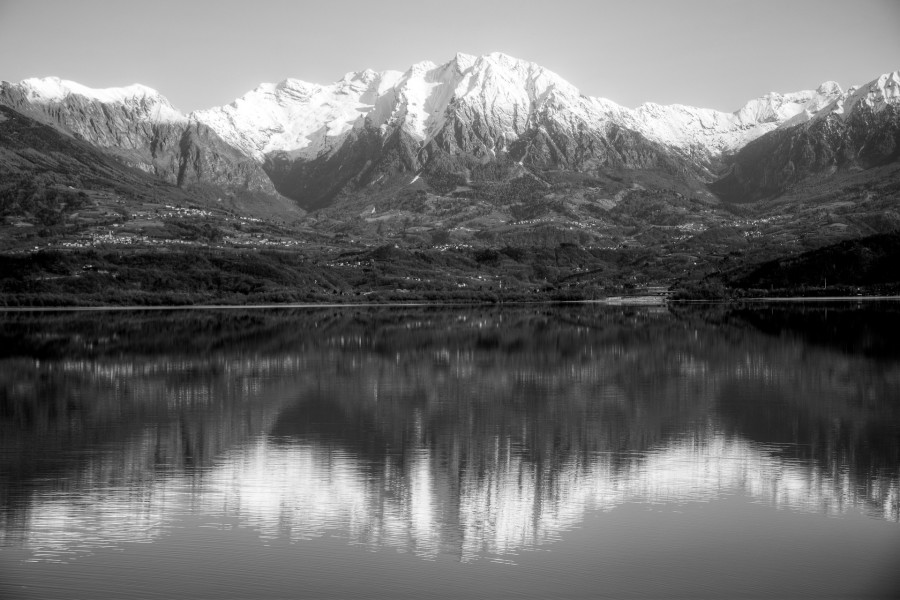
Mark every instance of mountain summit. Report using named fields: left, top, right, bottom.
left=192, top=52, right=846, bottom=161
left=186, top=52, right=862, bottom=209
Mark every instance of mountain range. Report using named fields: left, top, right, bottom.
left=1, top=53, right=899, bottom=303
left=3, top=52, right=898, bottom=212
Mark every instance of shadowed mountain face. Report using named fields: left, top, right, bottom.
left=0, top=105, right=199, bottom=204
left=264, top=125, right=421, bottom=212
left=0, top=85, right=296, bottom=217
left=0, top=105, right=302, bottom=228
left=262, top=114, right=708, bottom=212
left=713, top=104, right=900, bottom=202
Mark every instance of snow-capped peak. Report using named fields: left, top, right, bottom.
left=467, top=52, right=581, bottom=100
left=453, top=52, right=477, bottom=72
left=787, top=70, right=900, bottom=126
left=409, top=60, right=439, bottom=75
left=816, top=81, right=842, bottom=96
left=190, top=52, right=603, bottom=162
left=843, top=70, right=900, bottom=113
left=629, top=78, right=849, bottom=154
left=18, top=76, right=153, bottom=103
left=736, top=84, right=843, bottom=126
left=187, top=55, right=896, bottom=165
left=10, top=76, right=186, bottom=123
left=193, top=68, right=406, bottom=161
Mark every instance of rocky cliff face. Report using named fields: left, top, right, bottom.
left=712, top=72, right=900, bottom=202
left=0, top=78, right=283, bottom=202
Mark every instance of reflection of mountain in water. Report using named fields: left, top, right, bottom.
left=1, top=305, right=898, bottom=561
left=12, top=431, right=898, bottom=563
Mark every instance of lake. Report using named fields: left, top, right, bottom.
left=1, top=303, right=898, bottom=599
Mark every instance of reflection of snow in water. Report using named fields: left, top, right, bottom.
left=14, top=431, right=899, bottom=562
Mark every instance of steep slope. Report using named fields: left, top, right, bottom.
left=192, top=69, right=405, bottom=161
left=194, top=53, right=844, bottom=210
left=712, top=72, right=900, bottom=202
left=0, top=77, right=298, bottom=217
left=623, top=82, right=842, bottom=161
left=0, top=103, right=198, bottom=220
left=0, top=103, right=302, bottom=245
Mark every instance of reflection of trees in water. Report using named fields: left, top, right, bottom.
left=0, top=353, right=302, bottom=541
left=674, top=302, right=900, bottom=508
left=726, top=302, right=900, bottom=359
left=1, top=305, right=898, bottom=559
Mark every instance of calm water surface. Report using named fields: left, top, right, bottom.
left=1, top=303, right=899, bottom=599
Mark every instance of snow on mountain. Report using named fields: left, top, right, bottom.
left=620, top=82, right=843, bottom=156
left=712, top=70, right=900, bottom=203
left=3, top=57, right=895, bottom=211
left=6, top=56, right=860, bottom=173
left=4, top=60, right=892, bottom=167
left=392, top=58, right=456, bottom=140
left=192, top=53, right=850, bottom=166
left=192, top=52, right=583, bottom=161
left=799, top=70, right=900, bottom=124
left=10, top=76, right=187, bottom=123
left=0, top=76, right=192, bottom=156
left=0, top=76, right=285, bottom=201
left=737, top=82, right=842, bottom=125
left=855, top=70, right=900, bottom=110
left=192, top=69, right=403, bottom=161
left=190, top=52, right=604, bottom=161
left=448, top=52, right=581, bottom=137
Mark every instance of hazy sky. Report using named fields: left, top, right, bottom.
left=1, top=0, right=898, bottom=113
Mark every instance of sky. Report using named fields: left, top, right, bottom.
left=1, top=0, right=898, bottom=113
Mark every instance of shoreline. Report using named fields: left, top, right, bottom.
left=673, top=295, right=900, bottom=304
left=2, top=295, right=899, bottom=312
